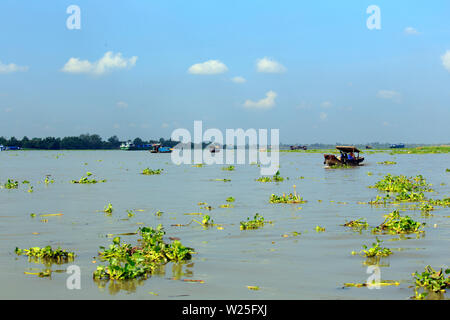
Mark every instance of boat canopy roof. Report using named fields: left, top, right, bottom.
left=336, top=146, right=360, bottom=153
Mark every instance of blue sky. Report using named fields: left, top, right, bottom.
left=0, top=0, right=449, bottom=144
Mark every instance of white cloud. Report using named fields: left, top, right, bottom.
left=61, top=51, right=138, bottom=75
left=321, top=101, right=332, bottom=108
left=441, top=50, right=450, bottom=72
left=377, top=90, right=401, bottom=102
left=404, top=27, right=420, bottom=35
left=319, top=112, right=328, bottom=120
left=243, top=90, right=277, bottom=109
left=188, top=60, right=228, bottom=75
left=0, top=61, right=28, bottom=74
left=116, top=101, right=128, bottom=109
left=231, top=76, right=246, bottom=83
left=256, top=57, right=286, bottom=73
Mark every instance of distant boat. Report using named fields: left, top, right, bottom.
left=120, top=141, right=152, bottom=151
left=150, top=143, right=172, bottom=153
left=390, top=144, right=405, bottom=149
left=365, top=145, right=373, bottom=149
left=290, top=145, right=307, bottom=150
left=0, top=145, right=20, bottom=151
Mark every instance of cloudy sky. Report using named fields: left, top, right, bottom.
left=0, top=0, right=449, bottom=144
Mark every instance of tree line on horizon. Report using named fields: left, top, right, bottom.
left=0, top=134, right=443, bottom=150
left=0, top=134, right=179, bottom=150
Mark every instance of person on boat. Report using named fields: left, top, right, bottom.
left=348, top=152, right=354, bottom=161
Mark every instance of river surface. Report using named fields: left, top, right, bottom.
left=0, top=150, right=449, bottom=299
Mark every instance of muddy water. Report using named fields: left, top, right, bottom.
left=0, top=150, right=449, bottom=299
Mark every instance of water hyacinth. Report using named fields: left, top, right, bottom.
left=141, top=168, right=163, bottom=175
left=353, top=238, right=393, bottom=258
left=15, top=246, right=75, bottom=263
left=240, top=214, right=270, bottom=230
left=412, top=265, right=450, bottom=299
left=371, top=174, right=432, bottom=193
left=71, top=172, right=106, bottom=184
left=343, top=218, right=369, bottom=232
left=3, top=179, right=19, bottom=189
left=372, top=210, right=425, bottom=234
left=94, top=225, right=194, bottom=280
left=256, top=170, right=284, bottom=182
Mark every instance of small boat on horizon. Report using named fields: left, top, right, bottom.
left=150, top=143, right=172, bottom=153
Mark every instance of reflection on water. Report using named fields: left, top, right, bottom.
left=92, top=262, right=195, bottom=294
left=94, top=278, right=146, bottom=295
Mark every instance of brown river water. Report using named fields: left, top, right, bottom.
left=0, top=150, right=449, bottom=299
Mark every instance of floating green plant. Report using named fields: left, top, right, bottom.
left=211, top=178, right=231, bottom=182
left=256, top=170, right=284, bottom=182
left=71, top=172, right=106, bottom=184
left=377, top=161, right=397, bottom=165
left=389, top=145, right=450, bottom=154
left=200, top=215, right=214, bottom=227
left=155, top=210, right=163, bottom=217
left=94, top=225, right=194, bottom=280
left=3, top=179, right=19, bottom=189
left=344, top=280, right=399, bottom=288
left=247, top=286, right=260, bottom=290
left=428, top=198, right=450, bottom=207
left=222, top=165, right=235, bottom=171
left=420, top=203, right=434, bottom=213
left=219, top=204, right=234, bottom=208
left=240, top=213, right=270, bottom=230
left=315, top=226, right=326, bottom=232
left=270, top=186, right=306, bottom=204
left=104, top=203, right=113, bottom=214
left=372, top=210, right=424, bottom=234
left=24, top=269, right=52, bottom=278
left=395, top=191, right=427, bottom=202
left=370, top=174, right=432, bottom=193
left=412, top=265, right=450, bottom=299
left=142, top=168, right=163, bottom=175
left=226, top=197, right=235, bottom=202
left=127, top=210, right=135, bottom=218
left=44, top=176, right=54, bottom=184
left=15, top=246, right=75, bottom=263
left=343, top=218, right=369, bottom=231
left=352, top=238, right=392, bottom=258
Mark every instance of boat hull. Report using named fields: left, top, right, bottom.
left=324, top=154, right=364, bottom=166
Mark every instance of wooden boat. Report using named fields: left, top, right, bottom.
left=324, top=146, right=364, bottom=166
